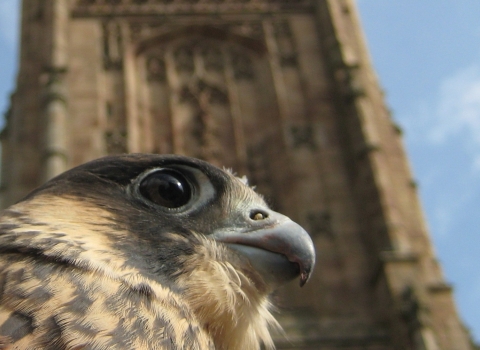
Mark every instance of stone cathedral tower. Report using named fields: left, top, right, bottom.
left=0, top=0, right=474, bottom=349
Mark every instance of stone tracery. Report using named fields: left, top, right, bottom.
left=137, top=36, right=262, bottom=169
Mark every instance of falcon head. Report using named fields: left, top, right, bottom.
left=4, top=154, right=315, bottom=349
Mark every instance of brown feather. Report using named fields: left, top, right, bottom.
left=0, top=196, right=213, bottom=349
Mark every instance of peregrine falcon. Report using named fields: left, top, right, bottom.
left=0, top=154, right=315, bottom=349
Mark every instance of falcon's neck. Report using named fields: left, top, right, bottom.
left=176, top=237, right=280, bottom=350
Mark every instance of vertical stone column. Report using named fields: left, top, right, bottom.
left=223, top=47, right=248, bottom=175
left=164, top=46, right=183, bottom=156
left=122, top=23, right=141, bottom=153
left=42, top=0, right=69, bottom=182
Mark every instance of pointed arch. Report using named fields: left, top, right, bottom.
left=135, top=25, right=266, bottom=56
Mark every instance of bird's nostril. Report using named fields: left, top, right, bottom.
left=250, top=211, right=268, bottom=221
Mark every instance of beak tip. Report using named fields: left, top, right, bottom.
left=299, top=277, right=307, bottom=287
left=299, top=267, right=312, bottom=287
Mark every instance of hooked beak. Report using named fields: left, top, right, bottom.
left=212, top=211, right=315, bottom=288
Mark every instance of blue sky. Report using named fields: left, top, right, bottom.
left=0, top=0, right=478, bottom=343
left=0, top=0, right=19, bottom=126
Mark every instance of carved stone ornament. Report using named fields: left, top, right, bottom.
left=105, top=130, right=128, bottom=154
left=146, top=56, right=166, bottom=82
left=41, top=66, right=68, bottom=106
left=227, top=22, right=264, bottom=40
left=273, top=20, right=298, bottom=67
left=333, top=62, right=366, bottom=101
left=178, top=80, right=229, bottom=106
left=290, top=125, right=316, bottom=150
left=103, top=21, right=123, bottom=69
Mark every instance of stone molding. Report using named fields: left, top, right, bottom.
left=73, top=0, right=314, bottom=16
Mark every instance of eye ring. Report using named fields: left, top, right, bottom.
left=138, top=168, right=193, bottom=209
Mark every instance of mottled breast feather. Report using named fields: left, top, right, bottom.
left=0, top=199, right=213, bottom=350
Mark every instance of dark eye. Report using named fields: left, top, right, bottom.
left=139, top=169, right=192, bottom=208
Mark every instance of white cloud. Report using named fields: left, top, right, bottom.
left=0, top=0, right=20, bottom=47
left=428, top=64, right=480, bottom=148
left=397, top=61, right=480, bottom=240
left=401, top=61, right=480, bottom=178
